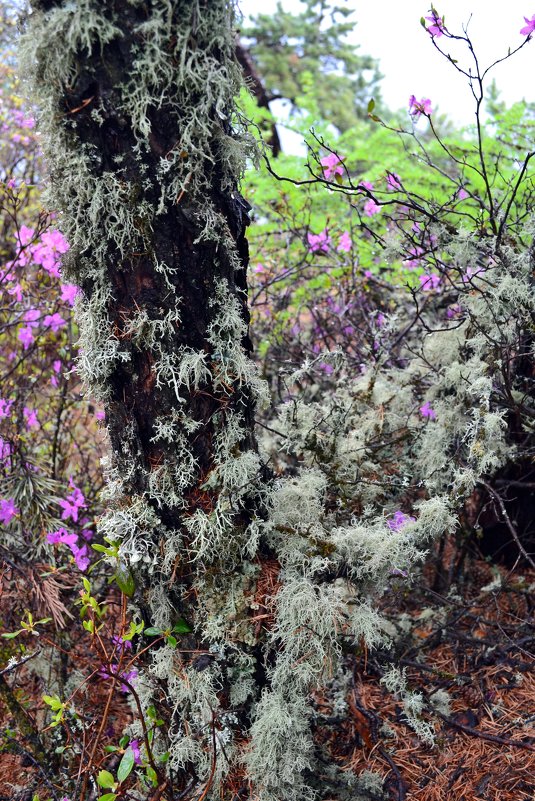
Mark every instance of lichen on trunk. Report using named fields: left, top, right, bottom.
left=22, top=0, right=270, bottom=795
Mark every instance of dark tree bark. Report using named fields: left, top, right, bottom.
left=24, top=1, right=271, bottom=796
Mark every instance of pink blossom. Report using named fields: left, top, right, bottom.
left=7, top=283, right=23, bottom=302
left=23, top=407, right=39, bottom=429
left=18, top=326, right=35, bottom=349
left=386, top=172, right=402, bottom=190
left=17, top=225, right=35, bottom=247
left=363, top=199, right=380, bottom=216
left=253, top=263, right=265, bottom=274
left=387, top=511, right=416, bottom=531
left=358, top=180, right=374, bottom=192
left=420, top=401, right=437, bottom=420
left=47, top=528, right=90, bottom=571
left=112, top=635, right=133, bottom=657
left=24, top=308, right=41, bottom=326
left=73, top=545, right=90, bottom=571
left=409, top=95, right=433, bottom=119
left=60, top=283, right=79, bottom=306
left=53, top=359, right=62, bottom=373
left=320, top=152, right=344, bottom=181
left=337, top=231, right=352, bottom=252
left=0, top=437, right=12, bottom=463
left=0, top=498, right=19, bottom=525
left=0, top=398, right=13, bottom=419
left=425, top=10, right=445, bottom=37
left=307, top=229, right=331, bottom=253
left=128, top=739, right=143, bottom=766
left=44, top=313, right=66, bottom=332
left=95, top=409, right=106, bottom=420
left=457, top=187, right=469, bottom=200
left=520, top=14, right=535, bottom=35
left=419, top=273, right=441, bottom=291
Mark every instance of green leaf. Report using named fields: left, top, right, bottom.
left=117, top=747, right=135, bottom=783
left=97, top=770, right=116, bottom=789
left=145, top=765, right=158, bottom=787
left=42, top=695, right=63, bottom=710
left=367, top=98, right=375, bottom=113
left=2, top=630, right=23, bottom=639
left=114, top=562, right=135, bottom=597
left=172, top=618, right=193, bottom=634
left=97, top=795, right=118, bottom=801
left=166, top=635, right=177, bottom=648
left=91, top=543, right=110, bottom=553
left=82, top=577, right=91, bottom=593
left=119, top=734, right=130, bottom=749
left=144, top=627, right=162, bottom=637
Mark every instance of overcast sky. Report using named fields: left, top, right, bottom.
left=238, top=0, right=535, bottom=126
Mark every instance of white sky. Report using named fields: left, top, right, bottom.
left=238, top=0, right=535, bottom=126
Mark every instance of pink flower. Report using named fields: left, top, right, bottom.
left=307, top=229, right=331, bottom=253
left=425, top=10, right=445, bottom=37
left=0, top=498, right=19, bottom=525
left=73, top=544, right=90, bottom=571
left=409, top=95, right=433, bottom=119
left=320, top=152, right=344, bottom=181
left=419, top=273, right=441, bottom=291
left=23, top=407, right=39, bottom=429
left=0, top=437, right=12, bottom=463
left=18, top=326, right=35, bottom=349
left=520, top=14, right=535, bottom=35
left=253, top=263, right=265, bottom=274
left=363, top=199, right=380, bottom=216
left=128, top=739, right=143, bottom=766
left=24, top=308, right=41, bottom=326
left=457, top=188, right=469, bottom=200
left=386, top=172, right=402, bottom=190
left=387, top=511, right=416, bottom=531
left=0, top=398, right=13, bottom=419
left=7, top=283, right=23, bottom=302
left=47, top=528, right=90, bottom=571
left=420, top=401, right=437, bottom=420
left=44, top=313, right=66, bottom=332
left=60, top=283, right=79, bottom=306
left=337, top=231, right=352, bottom=252
left=359, top=180, right=374, bottom=191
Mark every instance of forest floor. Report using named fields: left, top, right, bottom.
left=0, top=537, right=534, bottom=801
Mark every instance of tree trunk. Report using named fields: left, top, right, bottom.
left=24, top=0, right=269, bottom=796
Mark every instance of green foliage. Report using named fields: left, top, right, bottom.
left=242, top=0, right=382, bottom=130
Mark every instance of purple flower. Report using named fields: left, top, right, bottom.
left=44, top=313, right=66, bottom=333
left=0, top=398, right=13, bottom=419
left=387, top=511, right=416, bottom=531
left=409, top=95, right=433, bottom=119
left=337, top=231, right=352, bottom=252
left=23, top=407, right=39, bottom=429
left=60, top=283, right=79, bottom=306
left=320, top=152, right=344, bottom=181
left=425, top=10, right=445, bottom=37
left=73, top=544, right=90, bottom=571
left=112, top=634, right=133, bottom=654
left=0, top=438, right=12, bottom=464
left=420, top=401, right=437, bottom=420
left=419, top=273, right=441, bottom=291
left=307, top=229, right=331, bottom=253
left=520, top=14, right=535, bottom=35
left=128, top=739, right=143, bottom=766
left=18, top=326, right=35, bottom=349
left=386, top=172, right=402, bottom=190
left=0, top=498, right=19, bottom=525
left=363, top=199, right=380, bottom=216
